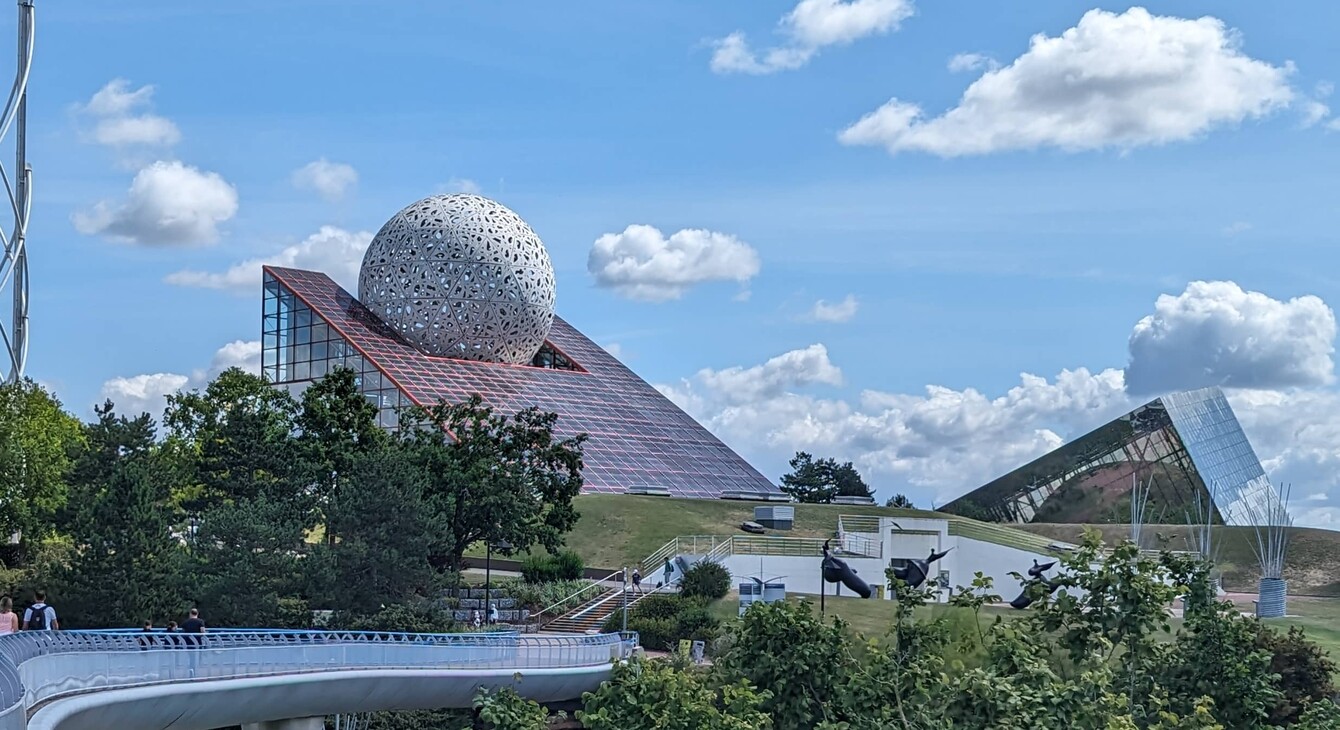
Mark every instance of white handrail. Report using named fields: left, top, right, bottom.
left=532, top=569, right=624, bottom=624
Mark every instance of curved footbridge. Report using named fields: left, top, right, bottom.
left=0, top=629, right=637, bottom=730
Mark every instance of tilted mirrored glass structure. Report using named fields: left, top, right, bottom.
left=941, top=387, right=1279, bottom=525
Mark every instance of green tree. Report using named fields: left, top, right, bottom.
left=474, top=687, right=550, bottom=730
left=0, top=379, right=83, bottom=539
left=316, top=445, right=441, bottom=612
left=166, top=368, right=314, bottom=627
left=1255, top=625, right=1337, bottom=725
left=884, top=493, right=914, bottom=509
left=59, top=402, right=186, bottom=627
left=295, top=366, right=387, bottom=543
left=577, top=659, right=772, bottom=730
left=406, top=395, right=586, bottom=572
left=715, top=600, right=849, bottom=730
left=779, top=452, right=871, bottom=504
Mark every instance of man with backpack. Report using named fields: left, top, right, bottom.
left=22, top=591, right=58, bottom=631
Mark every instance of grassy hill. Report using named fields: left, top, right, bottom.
left=1015, top=523, right=1340, bottom=597
left=510, top=495, right=1340, bottom=599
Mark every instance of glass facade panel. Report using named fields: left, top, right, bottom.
left=943, top=387, right=1281, bottom=526
left=262, top=265, right=782, bottom=499
left=261, top=270, right=414, bottom=431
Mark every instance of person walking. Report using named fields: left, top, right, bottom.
left=0, top=597, right=18, bottom=635
left=632, top=568, right=643, bottom=594
left=488, top=604, right=499, bottom=625
left=22, top=591, right=57, bottom=631
left=180, top=608, right=205, bottom=647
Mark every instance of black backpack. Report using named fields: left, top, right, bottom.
left=27, top=603, right=47, bottom=630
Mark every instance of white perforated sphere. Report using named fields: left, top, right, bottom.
left=358, top=194, right=556, bottom=364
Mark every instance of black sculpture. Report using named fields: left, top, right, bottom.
left=889, top=547, right=953, bottom=589
left=1008, top=559, right=1061, bottom=609
left=821, top=539, right=872, bottom=598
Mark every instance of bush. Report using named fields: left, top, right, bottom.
left=519, top=550, right=585, bottom=584
left=1256, top=624, right=1338, bottom=725
left=605, top=594, right=720, bottom=652
left=504, top=579, right=590, bottom=612
left=680, top=560, right=730, bottom=600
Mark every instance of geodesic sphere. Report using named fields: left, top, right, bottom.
left=358, top=194, right=556, bottom=364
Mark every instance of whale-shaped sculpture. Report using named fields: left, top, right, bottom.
left=890, top=547, right=953, bottom=589
left=1009, top=559, right=1061, bottom=609
left=822, top=539, right=872, bottom=598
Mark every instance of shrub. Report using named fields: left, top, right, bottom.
left=577, top=658, right=771, bottom=730
left=519, top=550, right=585, bottom=584
left=680, top=560, right=730, bottom=600
left=505, top=579, right=589, bottom=612
left=1255, top=624, right=1338, bottom=725
left=603, top=594, right=720, bottom=652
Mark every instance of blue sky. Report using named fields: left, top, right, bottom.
left=10, top=2, right=1340, bottom=525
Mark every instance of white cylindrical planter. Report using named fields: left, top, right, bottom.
left=1256, top=578, right=1287, bottom=618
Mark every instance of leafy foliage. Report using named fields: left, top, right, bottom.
left=578, top=658, right=772, bottom=730
left=778, top=451, right=871, bottom=504
left=1255, top=624, right=1337, bottom=725
left=473, top=686, right=551, bottom=730
left=884, top=493, right=914, bottom=509
left=606, top=593, right=721, bottom=651
left=0, top=379, right=83, bottom=539
left=680, top=560, right=731, bottom=600
left=406, top=395, right=586, bottom=571
left=519, top=549, right=584, bottom=583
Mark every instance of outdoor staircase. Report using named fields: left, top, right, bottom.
left=543, top=587, right=625, bottom=634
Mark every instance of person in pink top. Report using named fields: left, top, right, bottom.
left=0, top=596, right=18, bottom=635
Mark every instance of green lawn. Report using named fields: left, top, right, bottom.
left=709, top=592, right=1340, bottom=678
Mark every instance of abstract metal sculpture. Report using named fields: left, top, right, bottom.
left=820, top=539, right=871, bottom=614
left=358, top=194, right=556, bottom=365
left=1, top=0, right=35, bottom=382
left=1008, top=558, right=1060, bottom=609
left=889, top=547, right=952, bottom=589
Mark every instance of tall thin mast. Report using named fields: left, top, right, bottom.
left=2, top=0, right=33, bottom=382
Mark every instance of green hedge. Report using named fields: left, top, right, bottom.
left=520, top=550, right=585, bottom=584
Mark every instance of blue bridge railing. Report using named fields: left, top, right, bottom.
left=0, top=629, right=638, bottom=726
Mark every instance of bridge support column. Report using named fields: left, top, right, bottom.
left=242, top=718, right=325, bottom=730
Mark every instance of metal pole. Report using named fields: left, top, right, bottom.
left=484, top=543, right=491, bottom=625
left=820, top=570, right=825, bottom=617
left=621, top=566, right=628, bottom=633
left=6, top=1, right=32, bottom=382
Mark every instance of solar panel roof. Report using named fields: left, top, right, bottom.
left=264, top=266, right=781, bottom=499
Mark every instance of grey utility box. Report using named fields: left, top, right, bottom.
left=754, top=505, right=795, bottom=530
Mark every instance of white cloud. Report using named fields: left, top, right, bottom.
left=1304, top=493, right=1328, bottom=502
left=840, top=8, right=1295, bottom=157
left=807, top=295, right=859, bottom=323
left=99, top=340, right=261, bottom=422
left=587, top=224, right=761, bottom=301
left=711, top=0, right=914, bottom=75
left=442, top=177, right=482, bottom=195
left=947, top=52, right=995, bottom=73
left=72, top=161, right=239, bottom=246
left=659, top=348, right=1132, bottom=504
left=291, top=159, right=358, bottom=202
left=1300, top=100, right=1331, bottom=128
left=78, top=79, right=180, bottom=151
left=603, top=343, right=625, bottom=359
left=167, top=226, right=373, bottom=295
left=1124, top=281, right=1336, bottom=395
left=1221, top=221, right=1252, bottom=236
left=99, top=373, right=190, bottom=422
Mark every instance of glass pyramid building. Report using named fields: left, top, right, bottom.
left=941, top=387, right=1280, bottom=525
left=261, top=266, right=781, bottom=500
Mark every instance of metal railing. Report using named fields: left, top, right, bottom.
left=640, top=536, right=729, bottom=571
left=838, top=514, right=883, bottom=534
left=530, top=569, right=625, bottom=627
left=0, top=628, right=636, bottom=723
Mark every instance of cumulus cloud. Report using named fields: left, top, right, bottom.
left=947, top=52, right=995, bottom=73
left=807, top=295, right=859, bottom=323
left=1124, top=281, right=1336, bottom=395
left=587, top=224, right=761, bottom=301
left=99, top=339, right=261, bottom=421
left=77, top=79, right=181, bottom=153
left=72, top=161, right=239, bottom=246
left=711, top=0, right=914, bottom=75
left=1221, top=221, right=1252, bottom=236
left=840, top=8, right=1295, bottom=156
left=167, top=226, right=374, bottom=295
left=291, top=159, right=358, bottom=202
left=441, top=177, right=482, bottom=195
left=659, top=347, right=1132, bottom=504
